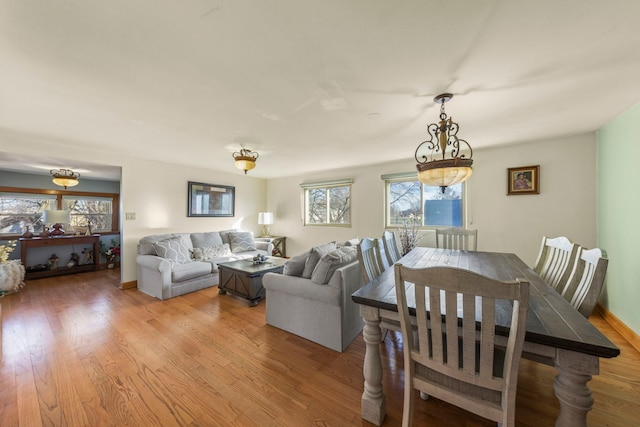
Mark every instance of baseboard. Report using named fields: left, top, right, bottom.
left=121, top=280, right=137, bottom=290
left=595, top=303, right=640, bottom=353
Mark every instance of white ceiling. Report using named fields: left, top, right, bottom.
left=1, top=0, right=640, bottom=181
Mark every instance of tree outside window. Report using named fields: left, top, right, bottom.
left=305, top=184, right=351, bottom=226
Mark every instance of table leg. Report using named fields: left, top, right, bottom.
left=552, top=349, right=599, bottom=427
left=360, top=306, right=386, bottom=426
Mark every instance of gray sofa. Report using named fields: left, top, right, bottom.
left=262, top=241, right=364, bottom=352
left=136, top=230, right=273, bottom=300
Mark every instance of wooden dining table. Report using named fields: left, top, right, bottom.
left=351, top=247, right=620, bottom=427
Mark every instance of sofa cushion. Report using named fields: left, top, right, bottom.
left=153, top=236, right=192, bottom=264
left=229, top=232, right=257, bottom=253
left=283, top=250, right=310, bottom=276
left=311, top=246, right=359, bottom=284
left=171, top=261, right=212, bottom=282
left=343, top=238, right=360, bottom=247
left=219, top=229, right=239, bottom=245
left=190, top=232, right=223, bottom=249
left=138, top=233, right=186, bottom=255
left=302, top=242, right=337, bottom=279
left=190, top=243, right=231, bottom=261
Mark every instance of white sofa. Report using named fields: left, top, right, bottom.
left=136, top=230, right=273, bottom=300
left=262, top=241, right=364, bottom=352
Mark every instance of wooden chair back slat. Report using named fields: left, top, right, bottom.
left=532, top=236, right=579, bottom=291
left=357, top=238, right=386, bottom=284
left=561, top=247, right=608, bottom=318
left=436, top=227, right=478, bottom=251
left=382, top=230, right=402, bottom=265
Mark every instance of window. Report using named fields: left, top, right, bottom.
left=385, top=174, right=463, bottom=228
left=0, top=188, right=119, bottom=236
left=62, top=196, right=113, bottom=232
left=301, top=179, right=352, bottom=226
left=0, top=193, right=56, bottom=234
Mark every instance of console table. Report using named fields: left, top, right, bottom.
left=20, top=235, right=100, bottom=280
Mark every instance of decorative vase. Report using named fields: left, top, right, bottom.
left=0, top=260, right=26, bottom=296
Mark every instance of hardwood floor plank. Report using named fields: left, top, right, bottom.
left=1, top=270, right=639, bottom=426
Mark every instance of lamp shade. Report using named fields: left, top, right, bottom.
left=258, top=212, right=274, bottom=225
left=43, top=209, right=71, bottom=225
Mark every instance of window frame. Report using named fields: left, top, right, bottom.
left=0, top=186, right=120, bottom=237
left=383, top=174, right=466, bottom=229
left=301, top=179, right=353, bottom=227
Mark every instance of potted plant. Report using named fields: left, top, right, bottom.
left=100, top=239, right=121, bottom=269
left=398, top=214, right=424, bottom=256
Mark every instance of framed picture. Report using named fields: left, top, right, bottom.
left=507, top=165, right=540, bottom=195
left=187, top=181, right=235, bottom=217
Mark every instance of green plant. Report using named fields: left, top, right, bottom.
left=0, top=240, right=17, bottom=262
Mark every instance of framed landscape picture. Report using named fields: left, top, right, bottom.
left=187, top=181, right=235, bottom=217
left=507, top=165, right=540, bottom=195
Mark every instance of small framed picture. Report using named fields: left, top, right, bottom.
left=507, top=165, right=540, bottom=195
left=187, top=181, right=235, bottom=217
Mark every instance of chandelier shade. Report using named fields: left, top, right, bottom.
left=414, top=93, right=473, bottom=192
left=50, top=168, right=80, bottom=189
left=233, top=148, right=259, bottom=174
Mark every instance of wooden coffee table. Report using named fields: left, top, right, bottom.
left=217, top=257, right=287, bottom=306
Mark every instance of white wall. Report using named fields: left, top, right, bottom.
left=267, top=133, right=597, bottom=266
left=120, top=157, right=266, bottom=283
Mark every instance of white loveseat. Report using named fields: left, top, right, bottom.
left=262, top=241, right=364, bottom=352
left=136, top=230, right=273, bottom=300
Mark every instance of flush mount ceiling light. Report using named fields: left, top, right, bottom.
left=50, top=168, right=80, bottom=189
left=414, top=93, right=473, bottom=192
left=233, top=148, right=259, bottom=174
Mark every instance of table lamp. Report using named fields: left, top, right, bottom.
left=43, top=209, right=71, bottom=236
left=258, top=212, right=274, bottom=237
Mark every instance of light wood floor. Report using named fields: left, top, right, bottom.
left=1, top=270, right=638, bottom=426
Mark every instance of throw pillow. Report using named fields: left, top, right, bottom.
left=153, top=236, right=191, bottom=264
left=229, top=232, right=257, bottom=254
left=343, top=238, right=360, bottom=247
left=311, top=246, right=358, bottom=284
left=301, top=241, right=336, bottom=279
left=190, top=232, right=223, bottom=248
left=190, top=244, right=232, bottom=261
left=283, top=250, right=310, bottom=276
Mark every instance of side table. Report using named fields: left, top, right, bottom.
left=260, top=236, right=286, bottom=258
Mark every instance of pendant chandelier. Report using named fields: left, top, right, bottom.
left=50, top=168, right=80, bottom=189
left=233, top=148, right=259, bottom=174
left=414, top=93, right=473, bottom=192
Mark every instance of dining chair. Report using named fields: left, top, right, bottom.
left=357, top=237, right=402, bottom=341
left=533, top=236, right=580, bottom=290
left=394, top=264, right=529, bottom=427
left=558, top=247, right=608, bottom=318
left=382, top=230, right=402, bottom=266
left=435, top=227, right=478, bottom=251
left=356, top=238, right=386, bottom=284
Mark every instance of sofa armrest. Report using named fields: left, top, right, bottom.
left=328, top=261, right=364, bottom=306
left=136, top=254, right=174, bottom=299
left=254, top=240, right=274, bottom=254
left=263, top=273, right=341, bottom=305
